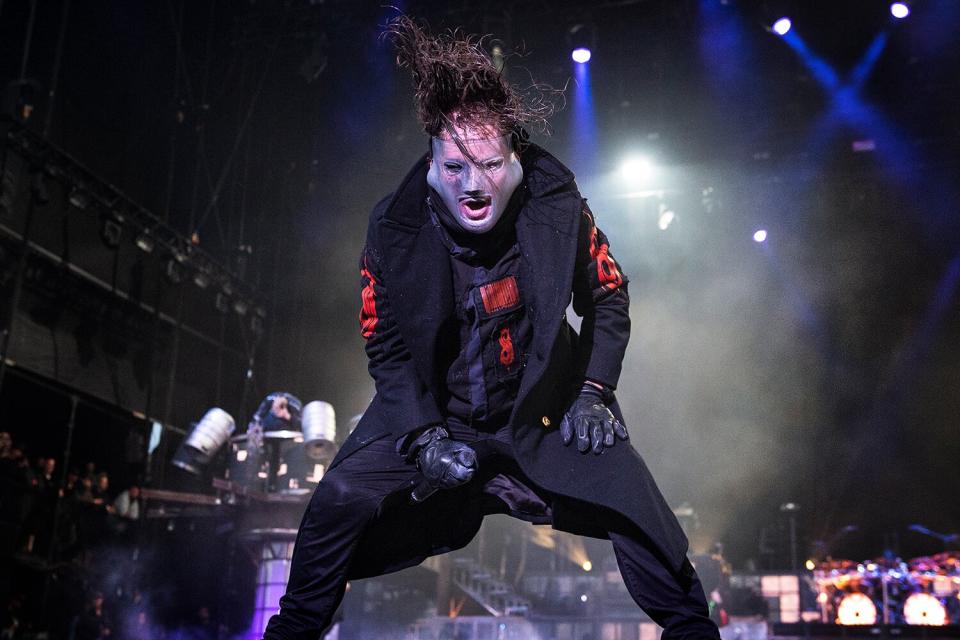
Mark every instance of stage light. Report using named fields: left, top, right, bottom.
left=658, top=206, right=675, bottom=231
left=890, top=2, right=910, bottom=19
left=68, top=189, right=90, bottom=210
left=567, top=23, right=596, bottom=65
left=582, top=561, right=592, bottom=572
left=753, top=229, right=768, bottom=243
left=836, top=593, right=878, bottom=625
left=903, top=593, right=947, bottom=626
left=134, top=232, right=154, bottom=253
left=773, top=17, right=792, bottom=36
left=580, top=594, right=588, bottom=603
left=805, top=559, right=816, bottom=571
left=193, top=269, right=211, bottom=289
left=571, top=47, right=591, bottom=64
left=621, top=156, right=656, bottom=183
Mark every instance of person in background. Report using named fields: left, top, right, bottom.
left=112, top=485, right=141, bottom=521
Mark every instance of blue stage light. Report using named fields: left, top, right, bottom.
left=773, top=17, right=792, bottom=36
left=571, top=47, right=592, bottom=64
left=753, top=229, right=768, bottom=243
left=890, top=3, right=910, bottom=19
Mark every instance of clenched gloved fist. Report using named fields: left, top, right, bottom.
left=407, top=426, right=478, bottom=503
left=561, top=383, right=629, bottom=455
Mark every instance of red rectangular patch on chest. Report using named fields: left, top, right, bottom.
left=480, top=276, right=520, bottom=314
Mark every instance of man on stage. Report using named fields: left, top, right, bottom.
left=264, top=17, right=720, bottom=640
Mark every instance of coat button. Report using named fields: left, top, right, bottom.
left=541, top=416, right=551, bottom=427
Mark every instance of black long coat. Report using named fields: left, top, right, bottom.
left=332, top=144, right=688, bottom=576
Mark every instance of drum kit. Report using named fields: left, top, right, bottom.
left=226, top=400, right=338, bottom=496
left=814, top=553, right=960, bottom=626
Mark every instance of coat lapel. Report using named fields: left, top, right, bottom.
left=378, top=145, right=580, bottom=411
left=514, top=147, right=582, bottom=407
left=379, top=156, right=454, bottom=400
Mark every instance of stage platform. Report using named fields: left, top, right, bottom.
left=771, top=623, right=960, bottom=638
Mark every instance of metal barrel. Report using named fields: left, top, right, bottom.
left=172, top=408, right=236, bottom=474
left=185, top=407, right=236, bottom=455
left=301, top=401, right=336, bottom=461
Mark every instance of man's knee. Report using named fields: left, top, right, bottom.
left=302, top=468, right=388, bottom=529
left=309, top=471, right=354, bottom=508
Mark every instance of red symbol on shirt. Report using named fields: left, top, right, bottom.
left=499, top=327, right=515, bottom=367
left=480, top=276, right=520, bottom=314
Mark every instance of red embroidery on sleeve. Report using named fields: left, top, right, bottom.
left=588, top=224, right=600, bottom=259
left=586, top=212, right=624, bottom=291
left=359, top=262, right=378, bottom=339
left=595, top=245, right=624, bottom=290
left=480, top=276, right=520, bottom=314
left=498, top=327, right=515, bottom=366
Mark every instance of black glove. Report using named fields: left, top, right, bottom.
left=406, top=426, right=477, bottom=503
left=560, top=383, right=628, bottom=455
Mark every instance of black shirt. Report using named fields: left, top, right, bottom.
left=427, top=193, right=533, bottom=429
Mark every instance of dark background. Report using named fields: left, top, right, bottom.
left=1, top=0, right=958, bottom=570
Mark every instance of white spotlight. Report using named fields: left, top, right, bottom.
left=890, top=3, right=910, bottom=19
left=621, top=156, right=656, bottom=183
left=658, top=208, right=675, bottom=231
left=773, top=17, right=792, bottom=36
left=753, top=229, right=768, bottom=243
left=571, top=47, right=592, bottom=64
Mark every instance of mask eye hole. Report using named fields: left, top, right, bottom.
left=443, top=162, right=463, bottom=174
left=484, top=159, right=503, bottom=170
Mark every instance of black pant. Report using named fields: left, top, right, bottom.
left=263, top=424, right=719, bottom=640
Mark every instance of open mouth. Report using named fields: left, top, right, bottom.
left=459, top=196, right=492, bottom=220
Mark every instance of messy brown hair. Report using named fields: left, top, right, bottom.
left=383, top=15, right=556, bottom=140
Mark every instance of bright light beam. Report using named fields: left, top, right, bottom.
left=569, top=54, right=598, bottom=176
left=772, top=17, right=792, bottom=36
left=785, top=30, right=918, bottom=188
left=890, top=3, right=910, bottom=19
left=848, top=32, right=889, bottom=90
left=621, top=157, right=656, bottom=183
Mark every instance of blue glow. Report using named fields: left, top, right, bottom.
left=698, top=0, right=773, bottom=138
left=784, top=29, right=919, bottom=187
left=773, top=17, right=792, bottom=36
left=890, top=2, right=910, bottom=19
left=753, top=229, right=768, bottom=243
left=571, top=47, right=592, bottom=64
left=782, top=32, right=840, bottom=90
left=569, top=60, right=598, bottom=177
left=849, top=32, right=889, bottom=90
left=698, top=0, right=750, bottom=89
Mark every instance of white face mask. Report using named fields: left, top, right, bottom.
left=426, top=125, right=523, bottom=234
